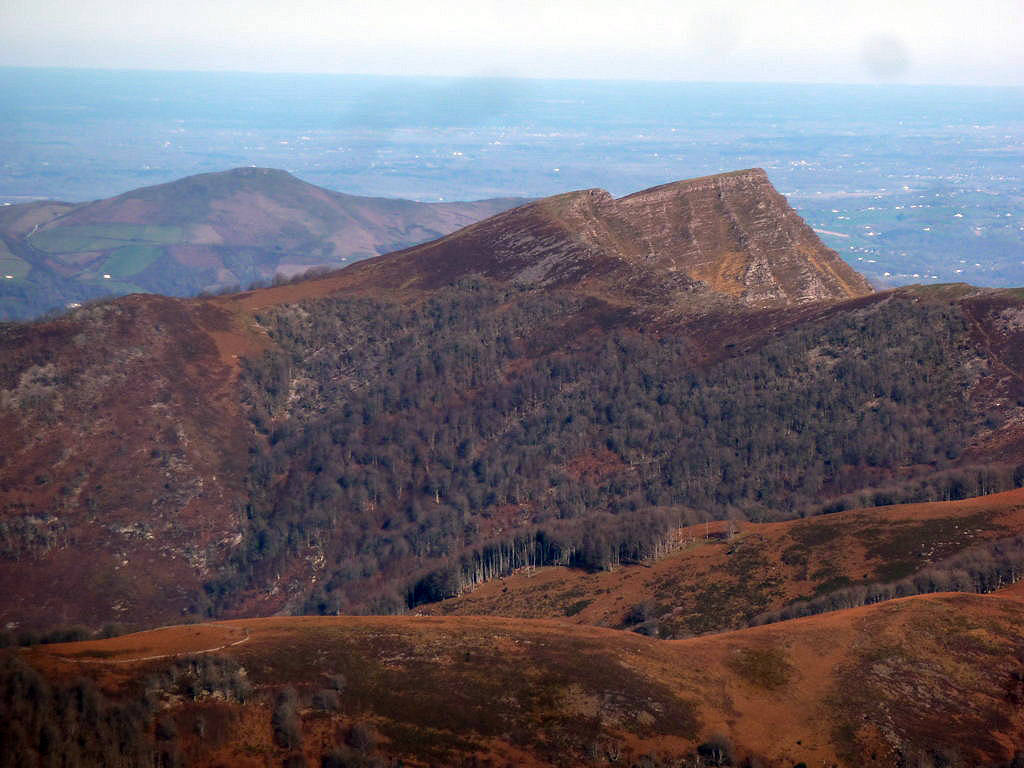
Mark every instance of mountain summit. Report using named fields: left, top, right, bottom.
left=339, top=169, right=872, bottom=308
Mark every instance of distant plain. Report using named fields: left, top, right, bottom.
left=2, top=68, right=1023, bottom=288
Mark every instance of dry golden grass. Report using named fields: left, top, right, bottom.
left=422, top=489, right=1024, bottom=639
left=24, top=585, right=1024, bottom=767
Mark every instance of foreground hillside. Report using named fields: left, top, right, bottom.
left=3, top=171, right=1024, bottom=634
left=9, top=589, right=1024, bottom=767
left=423, top=487, right=1024, bottom=636
left=0, top=167, right=521, bottom=320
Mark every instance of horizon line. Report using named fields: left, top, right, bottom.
left=2, top=64, right=1022, bottom=91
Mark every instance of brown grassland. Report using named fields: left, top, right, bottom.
left=422, top=488, right=1024, bottom=637
left=21, top=586, right=1024, bottom=767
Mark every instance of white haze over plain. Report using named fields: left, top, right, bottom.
left=1, top=0, right=1022, bottom=85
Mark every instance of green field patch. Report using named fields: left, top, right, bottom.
left=76, top=272, right=147, bottom=294
left=0, top=254, right=30, bottom=279
left=102, top=245, right=163, bottom=277
left=103, top=280, right=149, bottom=295
left=53, top=250, right=104, bottom=266
left=29, top=224, right=183, bottom=254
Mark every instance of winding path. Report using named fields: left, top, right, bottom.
left=48, top=629, right=251, bottom=664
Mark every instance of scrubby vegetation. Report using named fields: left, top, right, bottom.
left=0, top=652, right=154, bottom=768
left=9, top=609, right=1024, bottom=768
left=0, top=623, right=129, bottom=648
left=756, top=534, right=1024, bottom=625
left=0, top=652, right=249, bottom=768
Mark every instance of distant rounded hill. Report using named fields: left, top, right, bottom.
left=6, top=168, right=1024, bottom=641
left=0, top=167, right=525, bottom=321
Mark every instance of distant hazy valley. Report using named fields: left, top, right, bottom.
left=3, top=70, right=1022, bottom=294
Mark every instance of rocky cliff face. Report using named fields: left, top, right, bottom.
left=349, top=168, right=872, bottom=309
left=614, top=169, right=873, bottom=306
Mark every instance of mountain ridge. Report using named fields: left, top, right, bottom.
left=17, top=588, right=1024, bottom=766
left=329, top=167, right=873, bottom=310
left=5, top=169, right=1024, bottom=766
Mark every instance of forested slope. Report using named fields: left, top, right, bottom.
left=206, top=279, right=1024, bottom=617
left=3, top=172, right=1024, bottom=632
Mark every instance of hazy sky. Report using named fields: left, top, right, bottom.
left=2, top=0, right=1022, bottom=85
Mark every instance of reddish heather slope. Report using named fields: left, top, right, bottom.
left=23, top=590, right=1024, bottom=767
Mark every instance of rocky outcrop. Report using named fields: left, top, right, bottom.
left=351, top=168, right=872, bottom=309
left=614, top=169, right=872, bottom=305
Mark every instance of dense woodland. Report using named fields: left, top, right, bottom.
left=201, top=277, right=1010, bottom=615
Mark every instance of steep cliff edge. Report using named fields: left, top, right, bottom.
left=614, top=169, right=873, bottom=305
left=337, top=168, right=873, bottom=309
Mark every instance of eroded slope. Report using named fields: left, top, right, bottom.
left=0, top=296, right=258, bottom=629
